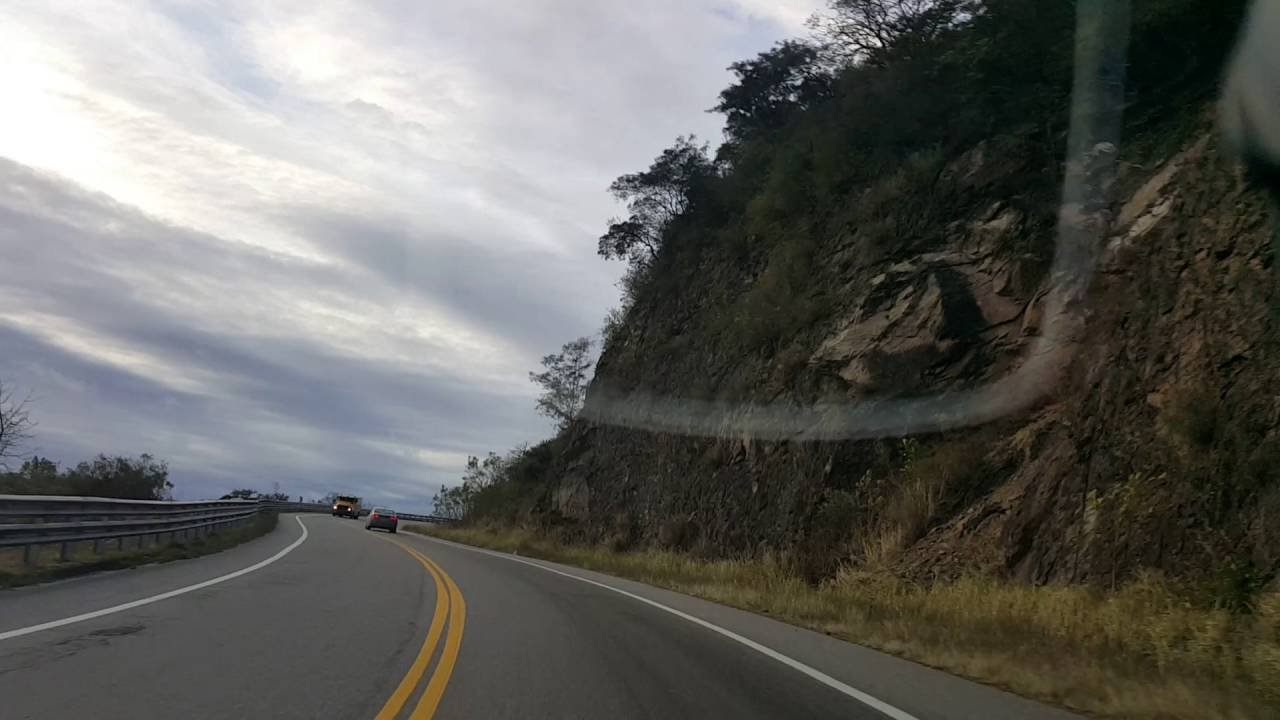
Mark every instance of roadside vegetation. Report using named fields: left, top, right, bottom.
left=0, top=511, right=279, bottom=590
left=409, top=521, right=1279, bottom=720
left=0, top=454, right=175, bottom=499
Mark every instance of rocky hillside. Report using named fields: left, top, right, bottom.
left=544, top=118, right=1273, bottom=593
left=476, top=1, right=1277, bottom=603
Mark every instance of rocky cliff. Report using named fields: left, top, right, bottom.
left=463, top=1, right=1277, bottom=600
left=525, top=111, right=1278, bottom=599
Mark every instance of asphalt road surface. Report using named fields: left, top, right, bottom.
left=0, top=515, right=1081, bottom=720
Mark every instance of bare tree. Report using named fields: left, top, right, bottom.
left=808, top=0, right=970, bottom=67
left=529, top=337, right=595, bottom=431
left=0, top=379, right=34, bottom=469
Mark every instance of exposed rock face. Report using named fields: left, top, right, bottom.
left=533, top=122, right=1279, bottom=588
left=810, top=242, right=1027, bottom=395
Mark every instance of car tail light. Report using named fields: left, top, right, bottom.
left=389, top=515, right=397, bottom=522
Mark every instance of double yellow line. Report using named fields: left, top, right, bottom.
left=374, top=540, right=466, bottom=720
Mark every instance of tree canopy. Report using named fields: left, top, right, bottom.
left=1, top=453, right=173, bottom=500
left=221, top=488, right=290, bottom=501
left=222, top=488, right=259, bottom=500
left=67, top=454, right=173, bottom=500
left=714, top=40, right=832, bottom=144
left=810, top=0, right=974, bottom=67
left=598, top=136, right=714, bottom=268
left=529, top=337, right=595, bottom=430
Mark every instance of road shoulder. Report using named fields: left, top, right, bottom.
left=402, top=530, right=1080, bottom=720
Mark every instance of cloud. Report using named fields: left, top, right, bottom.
left=0, top=1, right=809, bottom=508
left=0, top=160, right=536, bottom=503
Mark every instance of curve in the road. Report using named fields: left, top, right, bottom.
left=422, top=535, right=921, bottom=720
left=2, top=517, right=1079, bottom=719
left=0, top=514, right=310, bottom=642
left=406, top=542, right=466, bottom=719
left=374, top=538, right=465, bottom=720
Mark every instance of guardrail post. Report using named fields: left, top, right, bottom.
left=59, top=542, right=71, bottom=562
left=93, top=539, right=104, bottom=555
left=24, top=543, right=38, bottom=566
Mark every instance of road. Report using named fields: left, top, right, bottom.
left=0, top=515, right=1079, bottom=720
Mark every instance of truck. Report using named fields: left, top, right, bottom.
left=331, top=495, right=361, bottom=518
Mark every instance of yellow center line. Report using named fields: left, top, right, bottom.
left=373, top=541, right=451, bottom=720
left=409, top=550, right=466, bottom=720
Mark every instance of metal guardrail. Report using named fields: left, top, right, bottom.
left=0, top=494, right=266, bottom=566
left=0, top=495, right=455, bottom=568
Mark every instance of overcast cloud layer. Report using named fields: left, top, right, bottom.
left=0, top=1, right=819, bottom=509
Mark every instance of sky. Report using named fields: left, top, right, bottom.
left=0, top=0, right=822, bottom=510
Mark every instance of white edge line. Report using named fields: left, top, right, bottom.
left=418, top=534, right=920, bottom=720
left=0, top=515, right=310, bottom=642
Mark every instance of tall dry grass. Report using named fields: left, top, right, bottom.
left=408, top=523, right=1280, bottom=719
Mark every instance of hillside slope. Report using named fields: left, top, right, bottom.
left=546, top=121, right=1276, bottom=599
left=466, top=1, right=1276, bottom=605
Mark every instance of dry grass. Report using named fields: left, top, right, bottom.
left=861, top=439, right=988, bottom=567
left=408, top=523, right=1280, bottom=720
left=861, top=472, right=946, bottom=566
